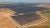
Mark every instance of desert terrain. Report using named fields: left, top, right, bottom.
left=0, top=3, right=50, bottom=28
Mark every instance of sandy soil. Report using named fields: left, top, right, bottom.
left=0, top=8, right=16, bottom=28
left=0, top=16, right=16, bottom=28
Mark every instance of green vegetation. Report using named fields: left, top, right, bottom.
left=46, top=10, right=50, bottom=14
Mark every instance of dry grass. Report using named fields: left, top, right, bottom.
left=27, top=20, right=49, bottom=28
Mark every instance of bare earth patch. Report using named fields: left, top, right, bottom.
left=0, top=8, right=16, bottom=28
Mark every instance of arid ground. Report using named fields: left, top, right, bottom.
left=0, top=8, right=16, bottom=28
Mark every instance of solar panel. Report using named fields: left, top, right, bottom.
left=12, top=13, right=41, bottom=25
